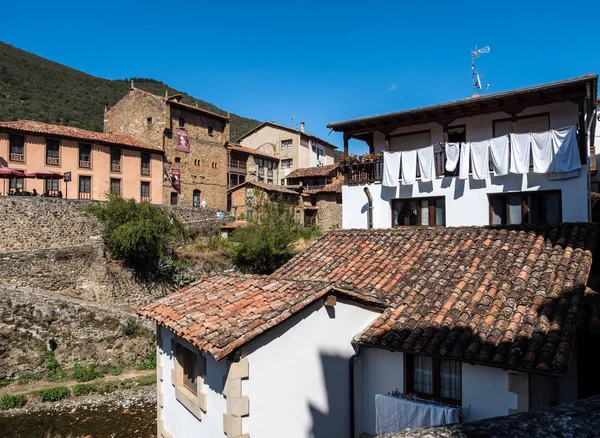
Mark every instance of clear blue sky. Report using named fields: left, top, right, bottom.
left=1, top=0, right=598, bottom=153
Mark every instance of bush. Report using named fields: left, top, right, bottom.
left=72, top=383, right=94, bottom=396
left=123, top=318, right=139, bottom=337
left=44, top=351, right=67, bottom=381
left=72, top=362, right=103, bottom=382
left=0, top=394, right=26, bottom=410
left=102, top=364, right=123, bottom=376
left=222, top=192, right=314, bottom=274
left=136, top=351, right=157, bottom=371
left=94, top=382, right=118, bottom=394
left=40, top=386, right=69, bottom=402
left=87, top=194, right=184, bottom=269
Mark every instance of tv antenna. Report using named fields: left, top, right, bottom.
left=471, top=45, right=490, bottom=95
left=291, top=115, right=295, bottom=128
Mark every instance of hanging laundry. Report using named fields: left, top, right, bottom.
left=552, top=126, right=581, bottom=173
left=444, top=143, right=460, bottom=173
left=470, top=140, right=489, bottom=180
left=401, top=149, right=417, bottom=185
left=509, top=133, right=531, bottom=174
left=382, top=151, right=402, bottom=187
left=418, top=145, right=436, bottom=182
left=459, top=142, right=471, bottom=180
left=489, top=135, right=509, bottom=176
left=531, top=131, right=553, bottom=173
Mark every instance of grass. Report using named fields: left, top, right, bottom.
left=40, top=386, right=70, bottom=402
left=17, top=373, right=43, bottom=385
left=102, top=364, right=123, bottom=376
left=0, top=394, right=26, bottom=410
left=136, top=351, right=156, bottom=371
left=72, top=362, right=103, bottom=382
left=72, top=383, right=94, bottom=396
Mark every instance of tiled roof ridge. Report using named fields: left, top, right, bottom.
left=130, top=87, right=229, bottom=120
left=237, top=121, right=338, bottom=149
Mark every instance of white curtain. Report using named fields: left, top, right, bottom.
left=401, top=149, right=418, bottom=185
left=413, top=356, right=433, bottom=394
left=531, top=131, right=553, bottom=173
left=440, top=360, right=461, bottom=400
left=470, top=140, right=489, bottom=180
left=444, top=143, right=460, bottom=173
left=383, top=151, right=402, bottom=187
left=393, top=200, right=405, bottom=226
left=458, top=142, right=471, bottom=180
left=489, top=135, right=509, bottom=176
left=509, top=133, right=531, bottom=174
left=417, top=145, right=436, bottom=182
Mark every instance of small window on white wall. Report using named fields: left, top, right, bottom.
left=171, top=338, right=207, bottom=419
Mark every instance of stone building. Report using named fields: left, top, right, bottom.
left=303, top=178, right=343, bottom=230
left=227, top=180, right=303, bottom=223
left=226, top=142, right=279, bottom=189
left=285, top=163, right=340, bottom=189
left=105, top=84, right=230, bottom=209
left=237, top=121, right=337, bottom=183
left=0, top=120, right=163, bottom=202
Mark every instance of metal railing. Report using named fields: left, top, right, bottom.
left=46, top=156, right=59, bottom=165
left=10, top=153, right=24, bottom=162
left=141, top=167, right=150, bottom=175
left=111, top=163, right=121, bottom=172
left=79, top=160, right=91, bottom=169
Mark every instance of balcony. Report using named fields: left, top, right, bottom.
left=141, top=166, right=151, bottom=176
left=79, top=160, right=91, bottom=169
left=229, top=160, right=247, bottom=172
left=111, top=163, right=121, bottom=172
left=46, top=157, right=59, bottom=165
left=10, top=153, right=24, bottom=162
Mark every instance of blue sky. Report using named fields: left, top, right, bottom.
left=1, top=0, right=598, bottom=153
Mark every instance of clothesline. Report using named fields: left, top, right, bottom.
left=382, top=125, right=582, bottom=187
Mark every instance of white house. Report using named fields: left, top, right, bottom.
left=327, top=75, right=597, bottom=229
left=238, top=121, right=337, bottom=183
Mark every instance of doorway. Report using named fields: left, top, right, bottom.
left=193, top=189, right=201, bottom=207
left=170, top=192, right=178, bottom=205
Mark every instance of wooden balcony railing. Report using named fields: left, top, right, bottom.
left=229, top=160, right=247, bottom=170
left=10, top=153, right=24, bottom=162
left=46, top=157, right=59, bottom=165
left=78, top=191, right=92, bottom=200
left=111, top=163, right=121, bottom=172
left=141, top=167, right=151, bottom=176
left=79, top=160, right=91, bottom=169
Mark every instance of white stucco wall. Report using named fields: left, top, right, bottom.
left=159, top=327, right=228, bottom=438
left=343, top=168, right=589, bottom=229
left=241, top=299, right=381, bottom=438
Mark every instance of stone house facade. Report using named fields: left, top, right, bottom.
left=303, top=178, right=343, bottom=230
left=226, top=142, right=279, bottom=189
left=238, top=121, right=337, bottom=183
left=227, top=181, right=303, bottom=223
left=105, top=85, right=229, bottom=209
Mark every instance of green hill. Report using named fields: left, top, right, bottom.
left=0, top=41, right=260, bottom=141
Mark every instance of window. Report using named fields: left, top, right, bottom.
left=267, top=178, right=273, bottom=184
left=79, top=144, right=92, bottom=168
left=207, top=126, right=214, bottom=136
left=493, top=113, right=550, bottom=137
left=146, top=117, right=153, bottom=126
left=336, top=195, right=342, bottom=204
left=212, top=162, right=218, bottom=169
left=281, top=159, right=293, bottom=169
left=170, top=192, right=178, bottom=205
left=45, top=139, right=60, bottom=165
left=110, top=178, right=121, bottom=195
left=172, top=340, right=206, bottom=420
left=141, top=181, right=150, bottom=202
left=9, top=174, right=24, bottom=192
left=9, top=135, right=25, bottom=162
left=110, top=148, right=121, bottom=172
left=407, top=355, right=461, bottom=404
left=179, top=118, right=185, bottom=128
left=175, top=157, right=181, bottom=163
left=281, top=139, right=293, bottom=150
left=45, top=179, right=59, bottom=195
left=141, top=152, right=151, bottom=175
left=79, top=176, right=91, bottom=200
left=489, top=191, right=561, bottom=225
left=193, top=189, right=201, bottom=207
left=392, top=197, right=445, bottom=226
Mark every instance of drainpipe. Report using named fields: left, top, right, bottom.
left=364, top=187, right=373, bottom=229
left=349, top=344, right=362, bottom=438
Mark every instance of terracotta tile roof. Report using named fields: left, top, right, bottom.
left=0, top=120, right=164, bottom=153
left=275, top=224, right=598, bottom=375
left=237, top=121, right=338, bottom=150
left=226, top=142, right=276, bottom=160
left=138, top=274, right=383, bottom=360
left=304, top=178, right=343, bottom=195
left=227, top=180, right=301, bottom=195
left=285, top=164, right=339, bottom=180
left=220, top=220, right=248, bottom=230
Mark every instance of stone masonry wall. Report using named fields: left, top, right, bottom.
left=316, top=194, right=342, bottom=231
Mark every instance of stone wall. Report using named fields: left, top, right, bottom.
left=316, top=194, right=342, bottom=231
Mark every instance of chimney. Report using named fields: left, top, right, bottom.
left=300, top=121, right=305, bottom=133
left=130, top=79, right=134, bottom=90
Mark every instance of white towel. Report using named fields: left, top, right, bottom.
left=470, top=140, right=489, bottom=180
left=509, top=133, right=531, bottom=174
left=418, top=145, right=436, bottom=182
left=401, top=149, right=417, bottom=185
left=531, top=131, right=553, bottom=173
left=383, top=151, right=401, bottom=187
left=459, top=142, right=470, bottom=180
left=445, top=142, right=460, bottom=173
left=552, top=126, right=581, bottom=173
left=489, top=135, right=509, bottom=176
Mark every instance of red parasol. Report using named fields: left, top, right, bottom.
left=24, top=170, right=64, bottom=180
left=0, top=167, right=25, bottom=195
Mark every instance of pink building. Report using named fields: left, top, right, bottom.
left=0, top=120, right=164, bottom=202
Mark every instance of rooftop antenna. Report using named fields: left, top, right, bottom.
left=291, top=115, right=295, bottom=128
left=471, top=45, right=491, bottom=95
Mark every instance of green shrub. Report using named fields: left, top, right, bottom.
left=94, top=382, right=118, bottom=394
left=0, top=394, right=26, bottom=410
left=123, top=318, right=139, bottom=336
left=102, top=364, right=123, bottom=376
left=40, top=386, right=69, bottom=402
left=72, top=362, right=103, bottom=382
left=0, top=378, right=10, bottom=388
left=44, top=351, right=67, bottom=381
left=221, top=192, right=307, bottom=274
left=87, top=194, right=184, bottom=269
left=17, top=373, right=43, bottom=385
left=72, top=383, right=94, bottom=396
left=136, top=351, right=157, bottom=371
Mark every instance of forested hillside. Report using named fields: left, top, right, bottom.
left=0, top=42, right=260, bottom=140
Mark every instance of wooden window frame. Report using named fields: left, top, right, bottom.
left=492, top=112, right=550, bottom=138
left=170, top=337, right=207, bottom=421
left=45, top=138, right=60, bottom=166
left=141, top=181, right=151, bottom=202
left=406, top=354, right=462, bottom=405
left=488, top=190, right=562, bottom=225
left=110, top=178, right=121, bottom=196
left=110, top=148, right=122, bottom=173
left=78, top=175, right=92, bottom=200
left=141, top=152, right=151, bottom=176
left=78, top=143, right=92, bottom=169
left=9, top=134, right=25, bottom=163
left=391, top=197, right=446, bottom=227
